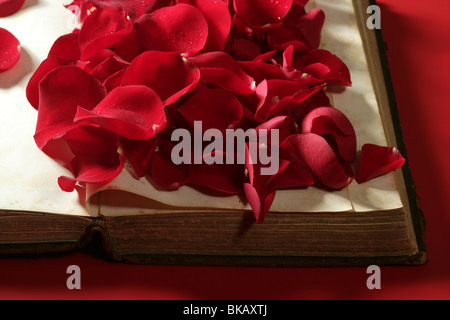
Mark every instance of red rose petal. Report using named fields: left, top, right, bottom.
left=237, top=60, right=286, bottom=84
left=178, top=88, right=244, bottom=132
left=189, top=52, right=255, bottom=95
left=137, top=4, right=209, bottom=57
left=268, top=8, right=325, bottom=52
left=79, top=6, right=133, bottom=61
left=188, top=151, right=245, bottom=195
left=0, top=0, right=25, bottom=17
left=356, top=144, right=406, bottom=183
left=114, top=30, right=142, bottom=63
left=150, top=140, right=189, bottom=190
left=74, top=85, right=166, bottom=141
left=292, top=49, right=352, bottom=87
left=90, top=55, right=128, bottom=83
left=61, top=126, right=124, bottom=186
left=179, top=0, right=231, bottom=52
left=122, top=51, right=200, bottom=106
left=0, top=28, right=21, bottom=72
left=90, top=0, right=172, bottom=22
left=102, top=69, right=126, bottom=92
left=302, top=106, right=356, bottom=163
left=34, top=66, right=106, bottom=149
left=234, top=0, right=293, bottom=30
left=244, top=183, right=276, bottom=224
left=119, top=136, right=159, bottom=178
left=48, top=33, right=81, bottom=61
left=26, top=57, right=72, bottom=109
left=281, top=133, right=353, bottom=190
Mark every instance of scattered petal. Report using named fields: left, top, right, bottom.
left=356, top=144, right=405, bottom=183
left=0, top=0, right=25, bottom=17
left=0, top=28, right=21, bottom=72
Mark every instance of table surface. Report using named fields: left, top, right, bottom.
left=0, top=0, right=449, bottom=300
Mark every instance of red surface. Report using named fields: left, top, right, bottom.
left=0, top=0, right=449, bottom=300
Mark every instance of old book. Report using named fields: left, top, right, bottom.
left=0, top=0, right=427, bottom=266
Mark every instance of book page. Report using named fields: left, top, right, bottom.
left=93, top=0, right=403, bottom=216
left=0, top=0, right=92, bottom=217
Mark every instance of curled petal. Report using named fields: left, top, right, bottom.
left=302, top=106, right=356, bottom=163
left=234, top=0, right=293, bottom=30
left=291, top=49, right=352, bottom=86
left=59, top=126, right=124, bottom=190
left=281, top=133, right=353, bottom=190
left=356, top=144, right=405, bottom=183
left=74, top=85, right=166, bottom=141
left=189, top=51, right=255, bottom=95
left=137, top=4, right=209, bottom=57
left=122, top=51, right=200, bottom=105
left=34, top=66, right=106, bottom=149
left=0, top=0, right=25, bottom=17
left=90, top=55, right=128, bottom=83
left=178, top=88, right=244, bottom=132
left=244, top=183, right=276, bottom=224
left=0, top=28, right=21, bottom=72
left=79, top=6, right=133, bottom=61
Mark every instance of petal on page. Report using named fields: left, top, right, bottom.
left=59, top=126, right=124, bottom=190
left=0, top=28, right=21, bottom=72
left=74, top=85, right=166, bottom=141
left=34, top=66, right=106, bottom=149
left=78, top=6, right=133, bottom=61
left=356, top=144, right=406, bottom=183
left=119, top=136, right=159, bottom=178
left=281, top=133, right=353, bottom=190
left=122, top=51, right=201, bottom=106
left=302, top=106, right=356, bottom=163
left=137, top=4, right=209, bottom=57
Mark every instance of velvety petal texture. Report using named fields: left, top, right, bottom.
left=0, top=0, right=25, bottom=17
left=0, top=28, right=21, bottom=72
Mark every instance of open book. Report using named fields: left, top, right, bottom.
left=0, top=0, right=426, bottom=266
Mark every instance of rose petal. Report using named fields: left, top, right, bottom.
left=48, top=33, right=81, bottom=61
left=74, top=85, right=166, bottom=141
left=79, top=6, right=133, bottom=61
left=122, top=51, right=200, bottom=106
left=137, top=4, right=209, bottom=57
left=60, top=126, right=124, bottom=187
left=26, top=57, right=72, bottom=109
left=0, top=28, right=21, bottom=72
left=268, top=8, right=325, bottom=52
left=292, top=49, right=352, bottom=87
left=150, top=139, right=190, bottom=190
left=102, top=69, right=125, bottom=92
left=90, top=0, right=172, bottom=22
left=237, top=60, right=287, bottom=84
left=114, top=30, right=142, bottom=63
left=178, top=88, right=244, bottom=132
left=0, top=0, right=25, bottom=17
left=179, top=0, right=231, bottom=52
left=281, top=133, right=353, bottom=189
left=302, top=106, right=356, bottom=163
left=356, top=144, right=406, bottom=183
left=233, top=0, right=293, bottom=30
left=90, top=55, right=128, bottom=83
left=119, top=136, right=159, bottom=178
left=189, top=51, right=255, bottom=95
left=188, top=151, right=245, bottom=194
left=34, top=66, right=106, bottom=149
left=244, top=183, right=276, bottom=224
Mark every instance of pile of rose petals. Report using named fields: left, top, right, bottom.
left=27, top=0, right=405, bottom=223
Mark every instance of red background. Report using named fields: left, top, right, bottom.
left=0, top=0, right=449, bottom=300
